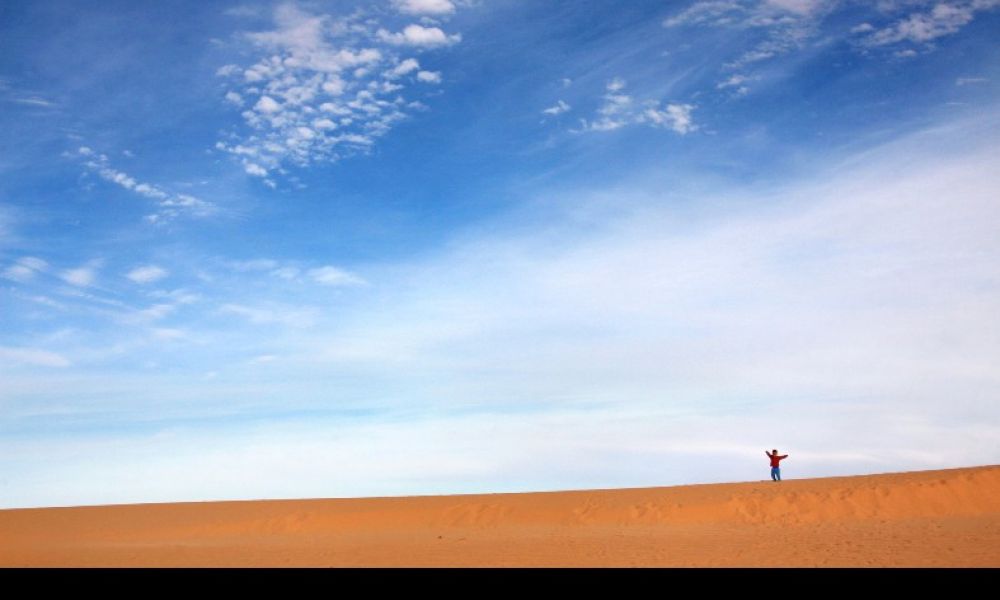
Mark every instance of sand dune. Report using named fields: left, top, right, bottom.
left=2, top=465, right=998, bottom=566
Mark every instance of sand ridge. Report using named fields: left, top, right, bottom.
left=1, top=465, right=998, bottom=566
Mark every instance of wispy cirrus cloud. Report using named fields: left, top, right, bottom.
left=126, top=265, right=169, bottom=285
left=215, top=2, right=462, bottom=181
left=218, top=302, right=319, bottom=328
left=11, top=97, right=57, bottom=108
left=76, top=147, right=215, bottom=224
left=2, top=257, right=48, bottom=282
left=663, top=0, right=830, bottom=70
left=225, top=258, right=363, bottom=286
left=0, top=346, right=71, bottom=368
left=308, top=265, right=367, bottom=286
left=717, top=73, right=753, bottom=94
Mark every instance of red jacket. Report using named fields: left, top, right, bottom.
left=768, top=453, right=788, bottom=467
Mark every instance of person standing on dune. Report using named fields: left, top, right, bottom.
left=766, top=449, right=788, bottom=481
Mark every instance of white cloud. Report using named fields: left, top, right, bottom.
left=280, top=120, right=1000, bottom=443
left=245, top=163, right=268, bottom=177
left=542, top=100, right=571, bottom=116
left=254, top=95, right=282, bottom=113
left=3, top=265, right=37, bottom=282
left=663, top=0, right=837, bottom=70
left=13, top=97, right=56, bottom=108
left=224, top=91, right=244, bottom=106
left=272, top=266, right=301, bottom=279
left=956, top=77, right=988, bottom=85
left=718, top=74, right=752, bottom=95
left=866, top=1, right=999, bottom=47
left=99, top=168, right=137, bottom=190
left=227, top=259, right=312, bottom=282
left=322, top=77, right=346, bottom=95
left=377, top=24, right=461, bottom=47
left=137, top=303, right=176, bottom=322
left=18, top=257, right=47, bottom=271
left=387, top=58, right=420, bottom=78
left=230, top=259, right=279, bottom=272
left=663, top=1, right=744, bottom=28
left=663, top=1, right=1000, bottom=70
left=78, top=150, right=215, bottom=222
left=152, top=328, right=188, bottom=341
left=578, top=79, right=695, bottom=134
left=218, top=4, right=460, bottom=179
left=216, top=64, right=242, bottom=77
left=150, top=288, right=200, bottom=305
left=575, top=79, right=632, bottom=131
left=60, top=266, right=96, bottom=287
left=218, top=303, right=318, bottom=328
left=664, top=0, right=827, bottom=27
left=717, top=74, right=748, bottom=89
left=245, top=3, right=329, bottom=53
left=765, top=0, right=822, bottom=14
left=642, top=103, right=697, bottom=134
left=392, top=0, right=456, bottom=15
left=0, top=346, right=71, bottom=368
left=126, top=265, right=168, bottom=284
left=3, top=257, right=47, bottom=282
left=308, top=265, right=367, bottom=286
left=416, top=70, right=442, bottom=83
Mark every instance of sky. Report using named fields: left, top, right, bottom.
left=1, top=0, right=999, bottom=508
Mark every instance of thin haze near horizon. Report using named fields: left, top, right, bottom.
left=1, top=0, right=999, bottom=508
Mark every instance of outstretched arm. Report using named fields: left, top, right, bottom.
left=765, top=450, right=772, bottom=457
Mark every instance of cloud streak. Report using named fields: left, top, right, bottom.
left=126, top=266, right=168, bottom=284
left=2, top=257, right=47, bottom=282
left=0, top=346, right=71, bottom=368
left=76, top=147, right=215, bottom=223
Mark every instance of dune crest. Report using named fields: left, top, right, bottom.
left=2, top=465, right=998, bottom=566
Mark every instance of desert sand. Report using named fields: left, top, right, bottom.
left=1, top=465, right=998, bottom=567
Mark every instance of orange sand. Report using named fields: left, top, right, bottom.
left=1, top=466, right=998, bottom=567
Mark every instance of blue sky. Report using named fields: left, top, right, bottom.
left=1, top=0, right=999, bottom=508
